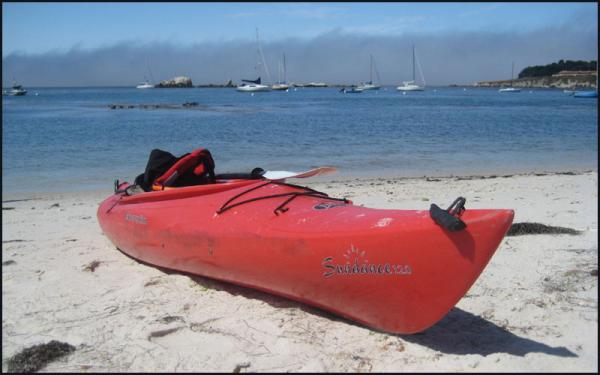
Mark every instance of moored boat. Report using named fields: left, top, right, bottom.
left=498, top=87, right=521, bottom=93
left=271, top=83, right=289, bottom=91
left=136, top=81, right=154, bottom=89
left=573, top=90, right=598, bottom=98
left=238, top=28, right=272, bottom=92
left=4, top=84, right=27, bottom=96
left=136, top=62, right=156, bottom=89
left=272, top=54, right=290, bottom=91
left=357, top=54, right=381, bottom=91
left=97, top=148, right=514, bottom=334
left=397, top=45, right=425, bottom=91
left=340, top=87, right=364, bottom=93
left=237, top=77, right=271, bottom=92
left=498, top=62, right=521, bottom=93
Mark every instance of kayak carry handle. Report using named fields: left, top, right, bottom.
left=430, top=197, right=467, bottom=232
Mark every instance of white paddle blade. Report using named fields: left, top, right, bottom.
left=263, top=167, right=337, bottom=180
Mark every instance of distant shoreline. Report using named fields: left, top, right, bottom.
left=2, top=85, right=590, bottom=90
left=474, top=70, right=597, bottom=89
left=3, top=168, right=596, bottom=198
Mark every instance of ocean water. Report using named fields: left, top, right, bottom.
left=2, top=87, right=597, bottom=194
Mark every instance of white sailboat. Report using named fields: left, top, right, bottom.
left=136, top=80, right=154, bottom=89
left=498, top=62, right=521, bottom=93
left=272, top=54, right=289, bottom=91
left=237, top=77, right=270, bottom=92
left=136, top=63, right=155, bottom=89
left=358, top=54, right=381, bottom=91
left=340, top=86, right=364, bottom=94
left=238, top=28, right=271, bottom=92
left=397, top=45, right=425, bottom=91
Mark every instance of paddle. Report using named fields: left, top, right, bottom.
left=263, top=167, right=337, bottom=180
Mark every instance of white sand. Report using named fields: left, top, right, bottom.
left=2, top=171, right=597, bottom=372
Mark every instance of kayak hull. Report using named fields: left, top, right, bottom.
left=97, top=180, right=513, bottom=334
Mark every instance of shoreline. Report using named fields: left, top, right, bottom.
left=2, top=168, right=596, bottom=201
left=3, top=85, right=593, bottom=90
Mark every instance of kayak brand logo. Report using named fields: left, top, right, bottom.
left=322, top=244, right=412, bottom=278
left=313, top=202, right=346, bottom=210
left=125, top=213, right=147, bottom=225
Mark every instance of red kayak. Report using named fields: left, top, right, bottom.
left=97, top=148, right=514, bottom=334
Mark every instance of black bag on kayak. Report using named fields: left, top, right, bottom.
left=136, top=148, right=217, bottom=191
left=134, top=149, right=179, bottom=191
left=135, top=147, right=265, bottom=192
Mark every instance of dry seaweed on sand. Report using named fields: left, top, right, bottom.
left=6, top=340, right=76, bottom=373
left=233, top=362, right=251, bottom=373
left=83, top=260, right=102, bottom=272
left=507, top=222, right=580, bottom=236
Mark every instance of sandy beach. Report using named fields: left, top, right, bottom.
left=2, top=170, right=597, bottom=372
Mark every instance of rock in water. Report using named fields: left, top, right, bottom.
left=156, top=76, right=193, bottom=88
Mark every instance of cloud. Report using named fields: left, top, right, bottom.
left=226, top=4, right=346, bottom=20
left=460, top=3, right=502, bottom=18
left=340, top=15, right=429, bottom=35
left=3, top=24, right=597, bottom=87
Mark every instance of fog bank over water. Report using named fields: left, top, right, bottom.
left=3, top=26, right=597, bottom=87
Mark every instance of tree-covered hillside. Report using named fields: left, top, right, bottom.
left=518, top=60, right=597, bottom=78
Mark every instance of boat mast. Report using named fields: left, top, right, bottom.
left=256, top=27, right=272, bottom=84
left=148, top=64, right=155, bottom=84
left=277, top=60, right=282, bottom=84
left=255, top=28, right=261, bottom=79
left=283, top=53, right=287, bottom=83
left=412, top=45, right=415, bottom=83
left=370, top=54, right=373, bottom=84
left=374, top=59, right=381, bottom=85
left=511, top=61, right=514, bottom=85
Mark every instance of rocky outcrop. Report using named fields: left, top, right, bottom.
left=474, top=71, right=597, bottom=89
left=196, top=79, right=236, bottom=88
left=156, top=76, right=193, bottom=88
left=106, top=102, right=203, bottom=110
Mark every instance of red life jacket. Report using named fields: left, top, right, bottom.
left=152, top=148, right=215, bottom=190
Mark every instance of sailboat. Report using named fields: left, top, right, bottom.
left=358, top=54, right=381, bottom=91
left=397, top=45, right=425, bottom=91
left=498, top=62, right=521, bottom=93
left=238, top=28, right=271, bottom=92
left=136, top=78, right=154, bottom=89
left=272, top=54, right=289, bottom=91
left=237, top=77, right=270, bottom=92
left=136, top=63, right=155, bottom=89
left=340, top=85, right=364, bottom=94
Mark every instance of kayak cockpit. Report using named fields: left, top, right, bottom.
left=118, top=179, right=262, bottom=204
left=115, top=147, right=269, bottom=204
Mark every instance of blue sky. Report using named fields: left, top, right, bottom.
left=2, top=2, right=597, bottom=86
left=3, top=2, right=597, bottom=56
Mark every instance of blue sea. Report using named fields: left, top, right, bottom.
left=2, top=87, right=598, bottom=194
